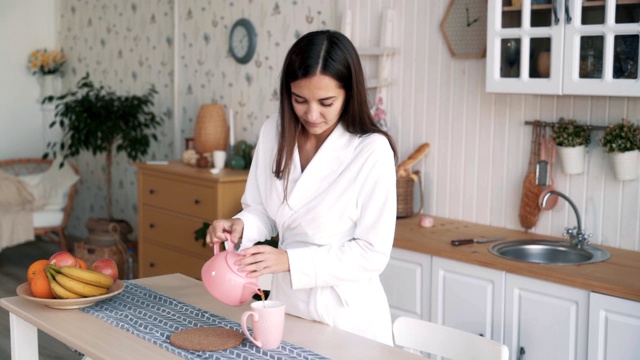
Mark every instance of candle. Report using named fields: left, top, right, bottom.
left=228, top=107, right=235, bottom=147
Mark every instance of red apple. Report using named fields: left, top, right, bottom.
left=49, top=251, right=77, bottom=267
left=92, top=258, right=119, bottom=281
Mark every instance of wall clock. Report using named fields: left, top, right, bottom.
left=229, top=18, right=257, bottom=64
left=440, top=0, right=488, bottom=59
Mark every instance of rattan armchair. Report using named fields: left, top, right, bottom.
left=0, top=158, right=79, bottom=251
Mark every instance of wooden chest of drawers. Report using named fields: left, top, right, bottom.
left=135, top=161, right=248, bottom=279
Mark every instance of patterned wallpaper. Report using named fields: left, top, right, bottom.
left=56, top=0, right=337, bottom=239
left=177, top=0, right=336, bottom=146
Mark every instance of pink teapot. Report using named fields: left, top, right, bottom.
left=201, top=236, right=260, bottom=306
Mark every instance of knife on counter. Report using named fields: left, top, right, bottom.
left=450, top=237, right=505, bottom=246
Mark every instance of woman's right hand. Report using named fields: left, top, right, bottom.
left=206, top=218, right=245, bottom=247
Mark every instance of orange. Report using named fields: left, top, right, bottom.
left=76, top=258, right=88, bottom=269
left=27, top=259, right=50, bottom=284
left=30, top=272, right=54, bottom=299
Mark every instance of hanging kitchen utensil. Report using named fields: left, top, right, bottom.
left=519, top=121, right=544, bottom=230
left=539, top=128, right=559, bottom=210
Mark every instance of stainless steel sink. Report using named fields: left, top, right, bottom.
left=489, top=239, right=610, bottom=265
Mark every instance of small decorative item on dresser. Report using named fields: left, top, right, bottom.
left=194, top=104, right=229, bottom=168
left=550, top=118, right=591, bottom=175
left=600, top=119, right=640, bottom=181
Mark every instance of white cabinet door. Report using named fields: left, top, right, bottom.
left=487, top=0, right=640, bottom=96
left=505, top=274, right=589, bottom=360
left=380, top=248, right=431, bottom=321
left=487, top=0, right=565, bottom=95
left=562, top=0, right=640, bottom=96
left=431, top=257, right=505, bottom=343
left=588, top=292, right=640, bottom=360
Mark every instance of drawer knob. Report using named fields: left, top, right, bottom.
left=194, top=199, right=201, bottom=205
left=149, top=189, right=155, bottom=195
left=149, top=223, right=155, bottom=229
left=149, top=262, right=156, bottom=268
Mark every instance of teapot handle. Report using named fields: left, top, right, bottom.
left=213, top=232, right=236, bottom=255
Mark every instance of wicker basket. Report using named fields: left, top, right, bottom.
left=396, top=171, right=423, bottom=218
left=74, top=241, right=126, bottom=279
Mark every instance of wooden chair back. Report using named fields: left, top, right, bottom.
left=0, top=158, right=79, bottom=251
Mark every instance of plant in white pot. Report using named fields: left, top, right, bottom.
left=600, top=119, right=640, bottom=181
left=550, top=118, right=592, bottom=175
left=42, top=73, right=163, bottom=244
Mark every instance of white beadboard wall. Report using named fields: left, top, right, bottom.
left=341, top=0, right=640, bottom=251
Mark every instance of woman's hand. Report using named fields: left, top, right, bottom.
left=236, top=245, right=290, bottom=278
left=206, top=218, right=244, bottom=247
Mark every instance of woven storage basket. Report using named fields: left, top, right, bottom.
left=74, top=241, right=126, bottom=279
left=397, top=171, right=423, bottom=218
left=194, top=104, right=229, bottom=153
left=74, top=221, right=129, bottom=279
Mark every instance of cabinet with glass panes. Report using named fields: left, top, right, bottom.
left=486, top=0, right=639, bottom=97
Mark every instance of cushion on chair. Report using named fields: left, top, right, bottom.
left=33, top=210, right=65, bottom=228
left=0, top=169, right=35, bottom=208
left=19, top=158, right=79, bottom=211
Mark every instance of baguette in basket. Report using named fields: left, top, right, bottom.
left=397, top=143, right=430, bottom=177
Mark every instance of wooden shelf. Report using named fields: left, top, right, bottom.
left=356, top=47, right=397, bottom=56
left=365, top=78, right=392, bottom=89
left=503, top=4, right=552, bottom=11
left=504, top=0, right=639, bottom=11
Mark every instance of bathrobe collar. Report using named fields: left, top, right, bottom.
left=287, top=121, right=357, bottom=210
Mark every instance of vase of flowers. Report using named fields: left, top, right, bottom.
left=600, top=119, right=640, bottom=181
left=27, top=48, right=66, bottom=99
left=550, top=118, right=591, bottom=175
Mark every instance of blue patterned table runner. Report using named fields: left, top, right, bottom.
left=80, top=281, right=329, bottom=360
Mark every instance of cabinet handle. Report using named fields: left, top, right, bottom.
left=149, top=223, right=155, bottom=229
left=194, top=199, right=201, bottom=205
left=149, top=189, right=155, bottom=195
left=552, top=0, right=559, bottom=25
left=564, top=0, right=572, bottom=24
left=517, top=346, right=525, bottom=360
left=149, top=262, right=156, bottom=268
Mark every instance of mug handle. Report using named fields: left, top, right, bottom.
left=240, top=311, right=262, bottom=348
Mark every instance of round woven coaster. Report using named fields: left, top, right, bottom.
left=170, top=327, right=244, bottom=351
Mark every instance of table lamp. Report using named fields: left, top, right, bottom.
left=194, top=104, right=229, bottom=168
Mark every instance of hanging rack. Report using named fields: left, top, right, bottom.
left=524, top=120, right=608, bottom=131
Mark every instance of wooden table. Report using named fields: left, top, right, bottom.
left=1, top=274, right=420, bottom=360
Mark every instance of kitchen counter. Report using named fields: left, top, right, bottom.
left=394, top=216, right=640, bottom=302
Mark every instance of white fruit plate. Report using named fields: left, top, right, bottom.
left=16, top=280, right=125, bottom=309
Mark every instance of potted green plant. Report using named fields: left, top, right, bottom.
left=600, top=119, right=640, bottom=181
left=42, top=73, right=163, bottom=241
left=550, top=117, right=591, bottom=175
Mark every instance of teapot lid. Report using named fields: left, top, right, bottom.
left=224, top=249, right=249, bottom=278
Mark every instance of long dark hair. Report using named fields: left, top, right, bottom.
left=274, top=30, right=397, bottom=189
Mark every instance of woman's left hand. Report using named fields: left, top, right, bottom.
left=236, top=245, right=289, bottom=277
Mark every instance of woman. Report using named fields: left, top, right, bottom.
left=206, top=30, right=397, bottom=345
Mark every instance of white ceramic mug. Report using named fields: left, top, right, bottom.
left=240, top=300, right=285, bottom=349
left=212, top=150, right=227, bottom=170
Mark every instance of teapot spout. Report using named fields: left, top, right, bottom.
left=243, top=282, right=262, bottom=301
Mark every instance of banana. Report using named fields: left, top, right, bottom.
left=47, top=267, right=109, bottom=297
left=46, top=268, right=84, bottom=299
left=50, top=265, right=114, bottom=289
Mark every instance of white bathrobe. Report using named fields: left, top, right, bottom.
left=235, top=114, right=397, bottom=345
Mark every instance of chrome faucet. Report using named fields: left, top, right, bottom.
left=540, top=190, right=592, bottom=249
